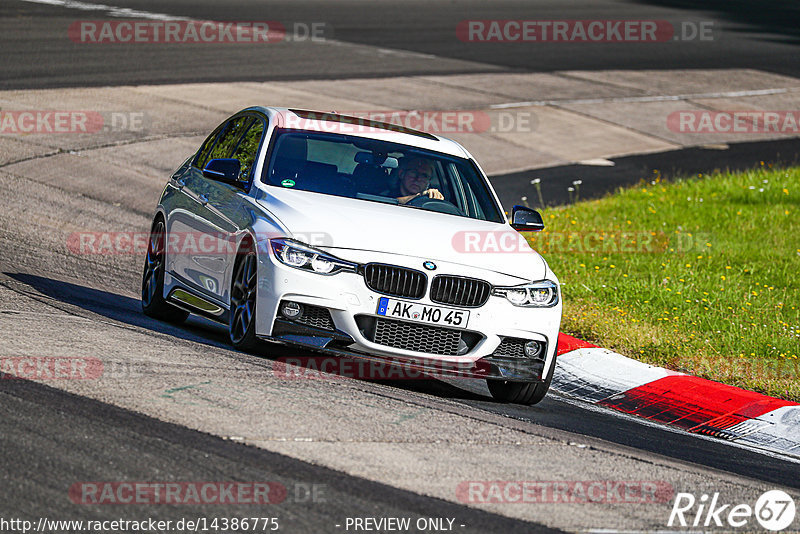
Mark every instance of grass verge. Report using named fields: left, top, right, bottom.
left=530, top=164, right=799, bottom=401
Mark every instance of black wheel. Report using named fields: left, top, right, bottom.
left=487, top=359, right=556, bottom=405
left=141, top=218, right=189, bottom=323
left=229, top=248, right=261, bottom=351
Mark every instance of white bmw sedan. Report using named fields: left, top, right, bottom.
left=142, top=107, right=562, bottom=404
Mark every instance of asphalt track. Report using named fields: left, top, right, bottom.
left=2, top=0, right=800, bottom=532
left=5, top=271, right=799, bottom=488
left=493, top=137, right=800, bottom=207
left=0, top=378, right=555, bottom=533
left=2, top=0, right=800, bottom=89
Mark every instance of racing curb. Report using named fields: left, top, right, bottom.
left=552, top=334, right=800, bottom=458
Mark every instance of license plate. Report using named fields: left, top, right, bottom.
left=376, top=297, right=469, bottom=328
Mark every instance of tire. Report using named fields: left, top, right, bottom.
left=229, top=247, right=261, bottom=352
left=487, top=358, right=556, bottom=405
left=141, top=217, right=189, bottom=323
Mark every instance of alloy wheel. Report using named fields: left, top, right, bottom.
left=230, top=252, right=257, bottom=344
left=142, top=221, right=165, bottom=307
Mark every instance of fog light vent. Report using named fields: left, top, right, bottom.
left=492, top=337, right=545, bottom=359
left=524, top=341, right=543, bottom=359
left=281, top=301, right=303, bottom=319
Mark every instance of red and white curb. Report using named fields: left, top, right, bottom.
left=552, top=334, right=800, bottom=459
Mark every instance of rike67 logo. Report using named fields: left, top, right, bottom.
left=669, top=490, right=796, bottom=530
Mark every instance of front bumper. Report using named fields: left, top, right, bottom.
left=255, top=247, right=562, bottom=382
left=267, top=316, right=547, bottom=381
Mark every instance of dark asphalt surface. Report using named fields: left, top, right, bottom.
left=2, top=0, right=800, bottom=89
left=491, top=137, right=800, bottom=209
left=0, top=377, right=557, bottom=533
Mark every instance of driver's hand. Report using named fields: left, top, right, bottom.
left=423, top=188, right=444, bottom=200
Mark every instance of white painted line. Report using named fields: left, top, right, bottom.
left=489, top=88, right=792, bottom=109
left=18, top=0, right=191, bottom=21
left=577, top=158, right=615, bottom=166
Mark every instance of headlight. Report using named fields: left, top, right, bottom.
left=270, top=238, right=358, bottom=275
left=492, top=280, right=559, bottom=307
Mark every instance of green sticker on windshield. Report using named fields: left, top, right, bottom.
left=281, top=179, right=295, bottom=188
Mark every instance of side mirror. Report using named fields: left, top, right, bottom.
left=511, top=205, right=545, bottom=232
left=203, top=158, right=243, bottom=187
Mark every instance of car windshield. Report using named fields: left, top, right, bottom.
left=263, top=129, right=505, bottom=223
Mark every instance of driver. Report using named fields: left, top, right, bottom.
left=392, top=157, right=444, bottom=204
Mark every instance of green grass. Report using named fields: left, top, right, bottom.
left=530, top=164, right=800, bottom=401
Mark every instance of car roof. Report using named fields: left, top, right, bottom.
left=243, top=106, right=473, bottom=160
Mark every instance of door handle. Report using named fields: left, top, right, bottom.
left=198, top=194, right=209, bottom=205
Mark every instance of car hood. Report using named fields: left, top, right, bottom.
left=258, top=188, right=546, bottom=282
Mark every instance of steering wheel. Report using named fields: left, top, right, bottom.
left=406, top=194, right=464, bottom=216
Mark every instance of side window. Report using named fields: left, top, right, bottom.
left=446, top=162, right=471, bottom=216
left=194, top=126, right=224, bottom=170
left=232, top=119, right=265, bottom=180
left=208, top=116, right=254, bottom=162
